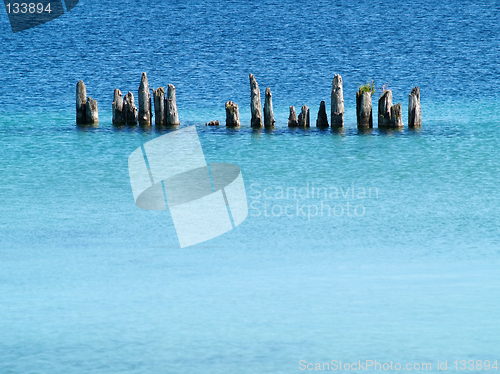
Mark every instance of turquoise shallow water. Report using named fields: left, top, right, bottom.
left=1, top=0, right=500, bottom=372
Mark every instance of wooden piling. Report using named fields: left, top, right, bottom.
left=288, top=106, right=298, bottom=127
left=264, top=87, right=275, bottom=128
left=390, top=103, right=404, bottom=128
left=85, top=97, right=99, bottom=124
left=356, top=90, right=373, bottom=129
left=166, top=84, right=180, bottom=126
left=76, top=80, right=87, bottom=125
left=153, top=87, right=166, bottom=126
left=331, top=74, right=344, bottom=128
left=316, top=101, right=329, bottom=128
left=249, top=73, right=263, bottom=128
left=298, top=105, right=310, bottom=128
left=112, top=89, right=124, bottom=125
left=408, top=87, right=422, bottom=127
left=206, top=120, right=220, bottom=126
left=138, top=72, right=152, bottom=126
left=225, top=101, right=240, bottom=128
left=378, top=90, right=392, bottom=128
left=123, top=91, right=138, bottom=125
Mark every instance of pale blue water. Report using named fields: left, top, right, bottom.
left=1, top=1, right=500, bottom=373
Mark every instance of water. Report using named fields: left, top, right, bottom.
left=1, top=1, right=500, bottom=373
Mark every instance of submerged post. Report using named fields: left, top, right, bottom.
left=76, top=80, right=87, bottom=125
left=153, top=87, right=165, bottom=126
left=316, top=100, right=329, bottom=128
left=85, top=97, right=99, bottom=124
left=356, top=90, right=373, bottom=129
left=288, top=106, right=298, bottom=127
left=112, top=89, right=124, bottom=125
left=331, top=74, right=344, bottom=128
left=138, top=72, right=152, bottom=126
left=264, top=87, right=275, bottom=128
left=408, top=87, right=422, bottom=127
left=298, top=105, right=310, bottom=128
left=166, top=84, right=180, bottom=126
left=123, top=91, right=138, bottom=125
left=225, top=101, right=240, bottom=128
left=249, top=73, right=263, bottom=128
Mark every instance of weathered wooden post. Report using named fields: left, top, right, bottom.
left=378, top=90, right=392, bottom=128
left=249, top=73, right=263, bottom=128
left=331, top=74, right=344, bottom=128
left=316, top=101, right=329, bottom=128
left=298, top=105, right=310, bottom=128
left=112, top=89, right=124, bottom=125
left=153, top=87, right=165, bottom=126
left=123, top=91, right=138, bottom=125
left=288, top=106, right=298, bottom=127
left=378, top=90, right=404, bottom=129
left=85, top=97, right=99, bottom=124
left=205, top=120, right=220, bottom=126
left=138, top=72, right=152, bottom=126
left=264, top=87, right=275, bottom=128
left=76, top=80, right=87, bottom=125
left=166, top=84, right=180, bottom=126
left=356, top=89, right=373, bottom=129
left=390, top=103, right=403, bottom=128
left=225, top=101, right=240, bottom=128
left=408, top=87, right=422, bottom=127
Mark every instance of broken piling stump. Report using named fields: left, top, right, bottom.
left=316, top=101, right=329, bottom=128
left=166, top=84, right=180, bottom=126
left=264, top=87, right=275, bottom=128
left=153, top=87, right=166, bottom=126
left=112, top=89, right=124, bottom=125
left=391, top=103, right=403, bottom=128
left=138, top=72, right=152, bottom=126
left=356, top=90, right=373, bottom=129
left=206, top=120, right=220, bottom=126
left=331, top=74, right=344, bottom=128
left=408, top=87, right=422, bottom=128
left=298, top=105, right=310, bottom=128
left=249, top=74, right=263, bottom=128
left=76, top=80, right=87, bottom=125
left=378, top=90, right=404, bottom=129
left=85, top=97, right=99, bottom=124
left=123, top=91, right=138, bottom=125
left=378, top=90, right=392, bottom=128
left=225, top=101, right=240, bottom=128
left=288, top=106, right=298, bottom=127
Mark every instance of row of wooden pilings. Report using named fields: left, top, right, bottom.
left=76, top=73, right=422, bottom=129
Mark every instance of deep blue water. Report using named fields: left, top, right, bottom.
left=1, top=1, right=500, bottom=373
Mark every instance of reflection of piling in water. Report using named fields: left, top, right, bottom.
left=123, top=91, right=138, bottom=125
left=298, top=105, right=310, bottom=128
left=288, top=106, right=298, bottom=127
left=316, top=100, right=329, bottom=128
left=249, top=73, right=263, bottom=128
left=331, top=74, right=344, bottom=128
left=153, top=87, right=165, bottom=126
left=408, top=87, right=422, bottom=128
left=112, top=89, right=124, bottom=125
left=356, top=90, right=372, bottom=129
left=138, top=72, right=152, bottom=126
left=166, top=84, right=180, bottom=126
left=264, top=87, right=275, bottom=128
left=225, top=101, right=240, bottom=128
left=76, top=80, right=87, bottom=125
